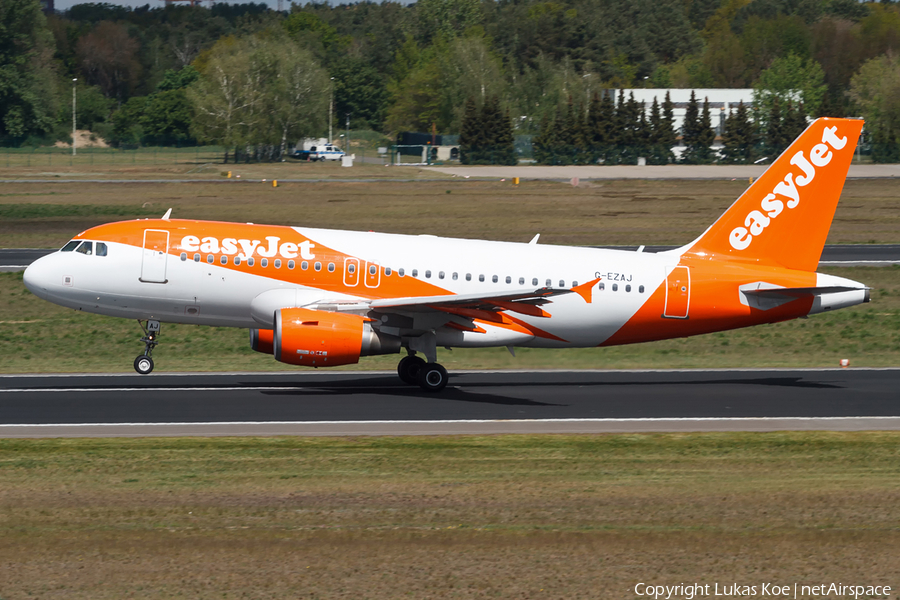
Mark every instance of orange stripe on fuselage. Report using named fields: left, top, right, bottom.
left=78, top=219, right=450, bottom=301
left=601, top=256, right=816, bottom=347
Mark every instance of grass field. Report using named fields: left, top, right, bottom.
left=2, top=265, right=898, bottom=373
left=0, top=433, right=897, bottom=598
left=1, top=174, right=898, bottom=248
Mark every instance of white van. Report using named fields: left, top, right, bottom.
left=309, top=145, right=345, bottom=161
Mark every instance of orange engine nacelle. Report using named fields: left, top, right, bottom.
left=273, top=307, right=400, bottom=367
left=250, top=329, right=274, bottom=355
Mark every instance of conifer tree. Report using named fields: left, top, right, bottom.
left=766, top=97, right=787, bottom=156
left=680, top=90, right=700, bottom=164
left=459, top=96, right=479, bottom=165
left=498, top=106, right=517, bottom=165
left=598, top=90, right=616, bottom=163
left=782, top=101, right=807, bottom=144
left=532, top=112, right=552, bottom=164
left=647, top=97, right=667, bottom=165
left=586, top=92, right=604, bottom=164
left=696, top=97, right=716, bottom=163
left=720, top=101, right=754, bottom=164
left=657, top=91, right=677, bottom=163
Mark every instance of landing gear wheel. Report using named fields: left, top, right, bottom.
left=417, top=363, right=448, bottom=392
left=398, top=355, right=426, bottom=385
left=134, top=355, right=154, bottom=375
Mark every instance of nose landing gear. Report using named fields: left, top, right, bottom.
left=134, top=319, right=160, bottom=375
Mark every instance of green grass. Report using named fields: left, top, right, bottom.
left=0, top=203, right=158, bottom=219
left=2, top=266, right=899, bottom=373
left=0, top=433, right=897, bottom=598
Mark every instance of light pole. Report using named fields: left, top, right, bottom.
left=72, top=78, right=77, bottom=156
left=329, top=77, right=334, bottom=144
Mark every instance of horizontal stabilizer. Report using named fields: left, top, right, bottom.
left=742, top=285, right=864, bottom=298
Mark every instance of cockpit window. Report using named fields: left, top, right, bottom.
left=96, top=242, right=108, bottom=257
left=61, top=241, right=80, bottom=252
left=75, top=241, right=93, bottom=255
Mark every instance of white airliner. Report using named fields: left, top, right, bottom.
left=24, top=118, right=868, bottom=391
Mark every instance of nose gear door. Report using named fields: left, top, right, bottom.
left=663, top=266, right=690, bottom=319
left=141, top=229, right=169, bottom=283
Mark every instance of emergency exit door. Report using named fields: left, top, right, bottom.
left=140, top=229, right=169, bottom=283
left=663, top=266, right=690, bottom=319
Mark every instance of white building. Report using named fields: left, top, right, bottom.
left=614, top=89, right=755, bottom=135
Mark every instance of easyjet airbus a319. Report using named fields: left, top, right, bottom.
left=24, top=118, right=869, bottom=391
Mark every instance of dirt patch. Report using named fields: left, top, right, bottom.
left=53, top=129, right=109, bottom=149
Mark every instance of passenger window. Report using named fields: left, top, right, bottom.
left=612, top=283, right=618, bottom=291
left=546, top=279, right=552, bottom=286
left=61, top=240, right=80, bottom=252
left=559, top=280, right=565, bottom=287
left=626, top=284, right=631, bottom=292
left=96, top=242, right=108, bottom=257
left=385, top=267, right=392, bottom=276
left=398, top=268, right=405, bottom=277
left=76, top=241, right=93, bottom=255
left=439, top=271, right=445, bottom=279
left=452, top=272, right=458, bottom=280
left=572, top=281, right=578, bottom=287
left=207, top=255, right=214, bottom=264
left=425, top=270, right=431, bottom=278
left=412, top=269, right=418, bottom=277
left=314, top=262, right=322, bottom=271
left=599, top=283, right=605, bottom=290
left=479, top=274, right=485, bottom=282
left=193, top=253, right=200, bottom=262
left=274, top=259, right=282, bottom=268
left=180, top=252, right=187, bottom=261
left=288, top=260, right=295, bottom=269
left=532, top=278, right=538, bottom=286
left=519, top=277, right=525, bottom=285
left=492, top=275, right=498, bottom=283
left=371, top=265, right=378, bottom=275
left=247, top=258, right=255, bottom=267
left=220, top=256, right=227, bottom=265
left=261, top=258, right=268, bottom=268
left=505, top=276, right=511, bottom=284
left=301, top=261, right=308, bottom=270
left=328, top=262, right=335, bottom=272
left=234, top=256, right=241, bottom=266
left=466, top=273, right=471, bottom=281
left=639, top=285, right=645, bottom=293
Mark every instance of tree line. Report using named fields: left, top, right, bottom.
left=5, top=0, right=900, bottom=162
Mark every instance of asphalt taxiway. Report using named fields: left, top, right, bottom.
left=1, top=369, right=897, bottom=438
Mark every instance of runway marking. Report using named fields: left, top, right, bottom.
left=0, top=386, right=318, bottom=393
left=3, top=417, right=900, bottom=428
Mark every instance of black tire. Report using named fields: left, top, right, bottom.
left=397, top=355, right=425, bottom=384
left=134, top=355, right=154, bottom=375
left=417, top=363, right=448, bottom=392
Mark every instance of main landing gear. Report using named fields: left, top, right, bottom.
left=134, top=319, right=160, bottom=375
left=397, top=352, right=448, bottom=392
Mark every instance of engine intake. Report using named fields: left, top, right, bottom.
left=274, top=307, right=400, bottom=367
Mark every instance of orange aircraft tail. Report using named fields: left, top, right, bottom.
left=687, top=117, right=863, bottom=272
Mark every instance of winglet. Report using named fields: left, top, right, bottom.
left=162, top=208, right=172, bottom=220
left=529, top=234, right=540, bottom=245
left=571, top=278, right=600, bottom=303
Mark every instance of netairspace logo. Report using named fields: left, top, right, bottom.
left=634, top=582, right=892, bottom=599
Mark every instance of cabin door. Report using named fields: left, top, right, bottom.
left=663, top=266, right=690, bottom=319
left=140, top=229, right=169, bottom=283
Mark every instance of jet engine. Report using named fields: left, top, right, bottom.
left=273, top=307, right=400, bottom=367
left=250, top=328, right=274, bottom=355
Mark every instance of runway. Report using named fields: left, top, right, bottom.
left=3, top=245, right=899, bottom=272
left=1, top=369, right=898, bottom=437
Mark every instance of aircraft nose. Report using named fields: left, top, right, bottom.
left=23, top=254, right=56, bottom=299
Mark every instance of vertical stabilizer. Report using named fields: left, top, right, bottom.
left=687, top=117, right=863, bottom=272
